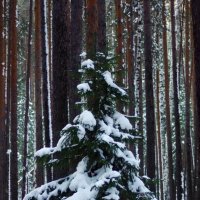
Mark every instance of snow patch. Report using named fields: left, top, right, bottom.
left=77, top=83, right=91, bottom=93
left=81, top=59, right=94, bottom=69
left=103, top=71, right=126, bottom=96
left=77, top=110, right=96, bottom=131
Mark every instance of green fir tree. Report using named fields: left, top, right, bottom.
left=24, top=54, right=155, bottom=200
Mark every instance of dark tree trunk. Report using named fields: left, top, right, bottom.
left=97, top=0, right=106, bottom=54
left=143, top=0, right=156, bottom=193
left=9, top=0, right=18, bottom=198
left=114, top=0, right=123, bottom=112
left=191, top=0, right=200, bottom=198
left=0, top=0, right=8, bottom=199
left=52, top=0, right=69, bottom=179
left=184, top=1, right=193, bottom=199
left=21, top=0, right=33, bottom=198
left=170, top=0, right=183, bottom=199
left=35, top=0, right=44, bottom=187
left=86, top=0, right=97, bottom=58
left=69, top=0, right=83, bottom=123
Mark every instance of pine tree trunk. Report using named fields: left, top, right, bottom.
left=35, top=0, right=44, bottom=187
left=40, top=1, right=52, bottom=182
left=86, top=0, right=97, bottom=58
left=126, top=0, right=135, bottom=153
left=184, top=1, right=193, bottom=199
left=0, top=0, right=8, bottom=199
left=170, top=0, right=183, bottom=198
left=97, top=0, right=106, bottom=53
left=69, top=0, right=83, bottom=123
left=156, top=69, right=164, bottom=200
left=22, top=1, right=33, bottom=198
left=191, top=0, right=200, bottom=198
left=9, top=0, right=18, bottom=198
left=162, top=0, right=175, bottom=199
left=114, top=0, right=123, bottom=112
left=52, top=0, right=69, bottom=179
left=143, top=0, right=156, bottom=192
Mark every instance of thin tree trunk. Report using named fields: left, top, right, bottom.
left=40, top=0, right=52, bottom=182
left=35, top=0, right=44, bottom=187
left=191, top=0, right=200, bottom=198
left=170, top=0, right=183, bottom=198
left=9, top=0, right=18, bottom=198
left=21, top=1, right=33, bottom=198
left=126, top=0, right=135, bottom=152
left=184, top=0, right=193, bottom=199
left=114, top=0, right=124, bottom=112
left=156, top=69, right=164, bottom=200
left=143, top=0, right=156, bottom=192
left=162, top=0, right=175, bottom=199
left=138, top=64, right=144, bottom=176
left=0, top=0, right=8, bottom=199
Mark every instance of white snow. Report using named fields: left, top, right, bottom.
left=128, top=176, right=150, bottom=193
left=113, top=112, right=132, bottom=130
left=77, top=83, right=91, bottom=93
left=103, top=187, right=120, bottom=200
left=103, top=71, right=126, bottom=96
left=35, top=147, right=55, bottom=157
left=77, top=110, right=96, bottom=131
left=81, top=59, right=94, bottom=69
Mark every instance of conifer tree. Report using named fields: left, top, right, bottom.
left=24, top=55, right=155, bottom=200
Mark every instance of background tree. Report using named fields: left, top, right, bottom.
left=191, top=0, right=200, bottom=198
left=143, top=0, right=156, bottom=192
left=170, top=0, right=182, bottom=198
left=0, top=0, right=8, bottom=199
left=9, top=0, right=18, bottom=198
left=34, top=0, right=44, bottom=187
left=52, top=0, right=70, bottom=179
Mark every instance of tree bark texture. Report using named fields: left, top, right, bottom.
left=143, top=0, right=156, bottom=192
left=35, top=0, right=44, bottom=187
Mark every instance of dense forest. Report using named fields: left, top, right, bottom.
left=0, top=0, right=200, bottom=199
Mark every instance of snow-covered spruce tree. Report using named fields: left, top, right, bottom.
left=24, top=54, right=155, bottom=200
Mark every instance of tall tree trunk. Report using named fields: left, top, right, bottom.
left=21, top=1, right=33, bottom=198
left=162, top=0, right=175, bottom=199
left=69, top=0, right=83, bottom=122
left=86, top=0, right=97, bottom=58
left=40, top=0, right=52, bottom=182
left=35, top=0, right=44, bottom=187
left=114, top=0, right=124, bottom=112
left=9, top=0, right=18, bottom=198
left=0, top=0, right=8, bottom=199
left=97, top=0, right=106, bottom=53
left=126, top=0, right=134, bottom=118
left=143, top=0, right=156, bottom=192
left=191, top=0, right=200, bottom=198
left=52, top=0, right=69, bottom=179
left=156, top=69, right=164, bottom=200
left=138, top=64, right=144, bottom=175
left=184, top=0, right=193, bottom=199
left=126, top=0, right=135, bottom=152
left=170, top=0, right=183, bottom=198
